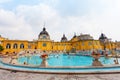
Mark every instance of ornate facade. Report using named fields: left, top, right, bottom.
left=0, top=27, right=116, bottom=54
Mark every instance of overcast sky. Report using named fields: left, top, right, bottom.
left=0, top=0, right=120, bottom=41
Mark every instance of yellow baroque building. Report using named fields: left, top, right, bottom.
left=0, top=27, right=116, bottom=54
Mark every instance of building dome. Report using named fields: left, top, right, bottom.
left=39, top=27, right=49, bottom=36
left=99, top=33, right=107, bottom=40
left=61, top=34, right=68, bottom=42
left=38, top=27, right=50, bottom=41
left=73, top=33, right=77, bottom=38
left=99, top=33, right=108, bottom=43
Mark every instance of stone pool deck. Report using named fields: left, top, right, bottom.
left=0, top=69, right=120, bottom=80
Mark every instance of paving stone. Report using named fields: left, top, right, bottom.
left=0, top=69, right=120, bottom=80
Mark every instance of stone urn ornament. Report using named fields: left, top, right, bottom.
left=40, top=54, right=48, bottom=67
left=92, top=51, right=103, bottom=66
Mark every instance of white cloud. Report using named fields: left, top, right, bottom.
left=0, top=9, right=34, bottom=40
left=0, top=0, right=120, bottom=41
left=0, top=0, right=12, bottom=3
left=15, top=3, right=62, bottom=40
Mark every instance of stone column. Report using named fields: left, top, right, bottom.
left=92, top=52, right=103, bottom=66
left=40, top=57, right=48, bottom=67
left=40, top=54, right=48, bottom=67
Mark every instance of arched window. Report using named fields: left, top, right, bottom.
left=6, top=43, right=11, bottom=49
left=20, top=43, right=24, bottom=49
left=13, top=43, right=18, bottom=49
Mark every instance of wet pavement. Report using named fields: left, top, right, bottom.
left=0, top=69, right=120, bottom=80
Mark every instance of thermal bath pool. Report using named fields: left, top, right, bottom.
left=17, top=54, right=115, bottom=66
left=0, top=53, right=120, bottom=73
